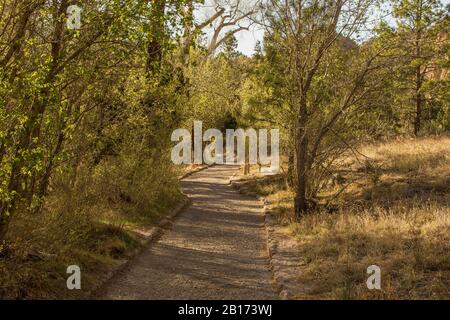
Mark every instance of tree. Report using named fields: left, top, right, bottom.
left=261, top=0, right=388, bottom=216
left=180, top=0, right=257, bottom=67
left=392, top=0, right=445, bottom=135
left=0, top=0, right=154, bottom=242
left=221, top=33, right=241, bottom=58
left=146, top=0, right=167, bottom=77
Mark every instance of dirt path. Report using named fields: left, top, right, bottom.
left=101, top=165, right=276, bottom=300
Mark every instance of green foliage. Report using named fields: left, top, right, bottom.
left=0, top=0, right=448, bottom=298
left=0, top=0, right=188, bottom=298
left=386, top=0, right=448, bottom=134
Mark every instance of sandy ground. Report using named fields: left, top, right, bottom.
left=101, top=165, right=276, bottom=300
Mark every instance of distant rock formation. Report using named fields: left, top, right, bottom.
left=427, top=30, right=449, bottom=81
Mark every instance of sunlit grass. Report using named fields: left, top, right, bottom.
left=237, top=136, right=450, bottom=299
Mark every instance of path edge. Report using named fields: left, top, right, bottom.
left=262, top=199, right=291, bottom=300
left=229, top=176, right=291, bottom=300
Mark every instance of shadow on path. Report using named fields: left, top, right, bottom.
left=101, top=165, right=276, bottom=300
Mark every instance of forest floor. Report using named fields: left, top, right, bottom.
left=98, top=165, right=276, bottom=299
left=234, top=136, right=450, bottom=299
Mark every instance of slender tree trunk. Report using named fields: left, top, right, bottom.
left=31, top=129, right=65, bottom=214
left=286, top=143, right=295, bottom=188
left=413, top=0, right=423, bottom=136
left=181, top=0, right=194, bottom=67
left=244, top=139, right=250, bottom=175
left=0, top=163, right=21, bottom=241
left=295, top=98, right=308, bottom=217
left=414, top=65, right=423, bottom=136
left=0, top=215, right=10, bottom=244
left=146, top=0, right=166, bottom=77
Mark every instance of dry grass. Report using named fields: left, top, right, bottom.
left=291, top=203, right=449, bottom=299
left=238, top=136, right=450, bottom=300
left=0, top=162, right=185, bottom=299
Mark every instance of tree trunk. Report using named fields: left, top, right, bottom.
left=414, top=66, right=423, bottom=136
left=286, top=141, right=295, bottom=188
left=295, top=137, right=308, bottom=216
left=0, top=215, right=10, bottom=244
left=146, top=0, right=166, bottom=77
left=244, top=138, right=250, bottom=175
left=413, top=1, right=423, bottom=136
left=181, top=0, right=194, bottom=67
left=295, top=99, right=309, bottom=217
left=0, top=164, right=21, bottom=242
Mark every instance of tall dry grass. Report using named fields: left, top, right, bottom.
left=0, top=156, right=184, bottom=299
left=238, top=136, right=450, bottom=299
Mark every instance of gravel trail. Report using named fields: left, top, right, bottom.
left=101, top=165, right=276, bottom=300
